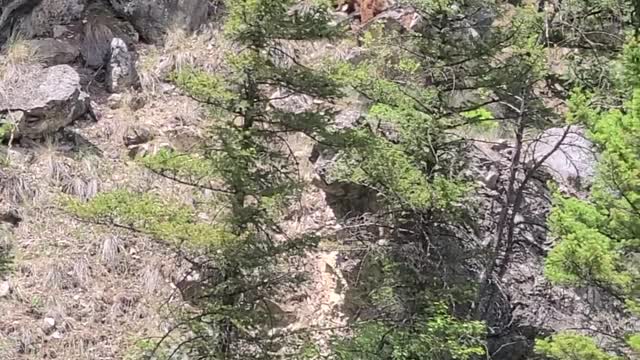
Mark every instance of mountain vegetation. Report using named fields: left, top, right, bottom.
left=0, top=0, right=639, bottom=359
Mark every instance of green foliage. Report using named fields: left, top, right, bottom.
left=332, top=128, right=467, bottom=210
left=627, top=333, right=640, bottom=353
left=546, top=87, right=640, bottom=298
left=225, top=0, right=341, bottom=44
left=545, top=38, right=640, bottom=357
left=333, top=304, right=485, bottom=360
left=67, top=190, right=235, bottom=248
left=0, top=122, right=14, bottom=139
left=546, top=195, right=631, bottom=289
left=535, top=333, right=619, bottom=360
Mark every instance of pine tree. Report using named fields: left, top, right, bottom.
left=69, top=0, right=345, bottom=357
left=540, top=38, right=640, bottom=359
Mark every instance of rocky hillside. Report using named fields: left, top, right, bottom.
left=0, top=0, right=638, bottom=359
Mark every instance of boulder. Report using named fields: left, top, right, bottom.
left=81, top=3, right=139, bottom=69
left=0, top=64, right=90, bottom=137
left=369, top=7, right=425, bottom=32
left=123, top=124, right=153, bottom=146
left=528, top=126, right=597, bottom=190
left=27, top=38, right=79, bottom=65
left=0, top=0, right=39, bottom=45
left=106, top=37, right=138, bottom=93
left=15, top=0, right=85, bottom=37
left=108, top=0, right=209, bottom=43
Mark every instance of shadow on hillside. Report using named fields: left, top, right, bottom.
left=17, top=128, right=103, bottom=158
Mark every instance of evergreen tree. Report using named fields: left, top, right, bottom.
left=540, top=38, right=640, bottom=359
left=69, top=0, right=345, bottom=357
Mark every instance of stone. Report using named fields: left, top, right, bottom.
left=107, top=93, right=123, bottom=109
left=52, top=24, right=69, bottom=38
left=269, top=89, right=313, bottom=113
left=0, top=64, right=91, bottom=137
left=370, top=7, right=425, bottom=32
left=108, top=0, right=209, bottom=43
left=42, top=317, right=56, bottom=334
left=106, top=37, right=139, bottom=93
left=0, top=0, right=85, bottom=45
left=528, top=126, right=597, bottom=190
left=0, top=280, right=10, bottom=297
left=123, top=125, right=153, bottom=146
left=81, top=3, right=139, bottom=69
left=490, top=139, right=510, bottom=152
left=27, top=38, right=79, bottom=65
left=261, top=299, right=297, bottom=327
left=126, top=94, right=145, bottom=111
left=481, top=170, right=499, bottom=190
left=0, top=209, right=22, bottom=226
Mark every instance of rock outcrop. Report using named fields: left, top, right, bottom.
left=0, top=0, right=86, bottom=45
left=15, top=0, right=85, bottom=37
left=0, top=64, right=90, bottom=137
left=0, top=0, right=42, bottom=45
left=108, top=0, right=209, bottom=43
left=80, top=5, right=139, bottom=70
left=528, top=126, right=596, bottom=191
left=26, top=38, right=79, bottom=65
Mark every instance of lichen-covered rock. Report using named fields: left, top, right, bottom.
left=108, top=0, right=209, bottom=43
left=26, top=38, right=79, bottom=65
left=0, top=0, right=86, bottom=46
left=0, top=0, right=41, bottom=45
left=106, top=37, right=138, bottom=92
left=0, top=64, right=90, bottom=137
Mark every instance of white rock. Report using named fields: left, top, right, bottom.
left=42, top=317, right=56, bottom=333
left=107, top=94, right=123, bottom=109
left=0, top=281, right=10, bottom=298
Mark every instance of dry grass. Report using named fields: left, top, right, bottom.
left=136, top=25, right=231, bottom=97
left=100, top=236, right=121, bottom=264
left=0, top=35, right=40, bottom=114
left=61, top=157, right=101, bottom=201
left=32, top=137, right=72, bottom=186
left=1, top=34, right=36, bottom=67
left=1, top=174, right=38, bottom=205
left=137, top=47, right=163, bottom=94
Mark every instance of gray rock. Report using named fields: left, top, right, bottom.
left=481, top=170, right=499, bottom=190
left=126, top=93, right=145, bottom=111
left=0, top=280, right=10, bottom=297
left=81, top=3, right=138, bottom=69
left=0, top=0, right=40, bottom=45
left=370, top=7, right=425, bottom=33
left=107, top=93, right=123, bottom=109
left=528, top=126, right=596, bottom=190
left=106, top=37, right=138, bottom=93
left=261, top=299, right=297, bottom=327
left=52, top=24, right=69, bottom=38
left=0, top=0, right=86, bottom=45
left=42, top=317, right=56, bottom=334
left=123, top=125, right=153, bottom=146
left=0, top=64, right=91, bottom=137
left=27, top=38, right=79, bottom=65
left=109, top=0, right=209, bottom=43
